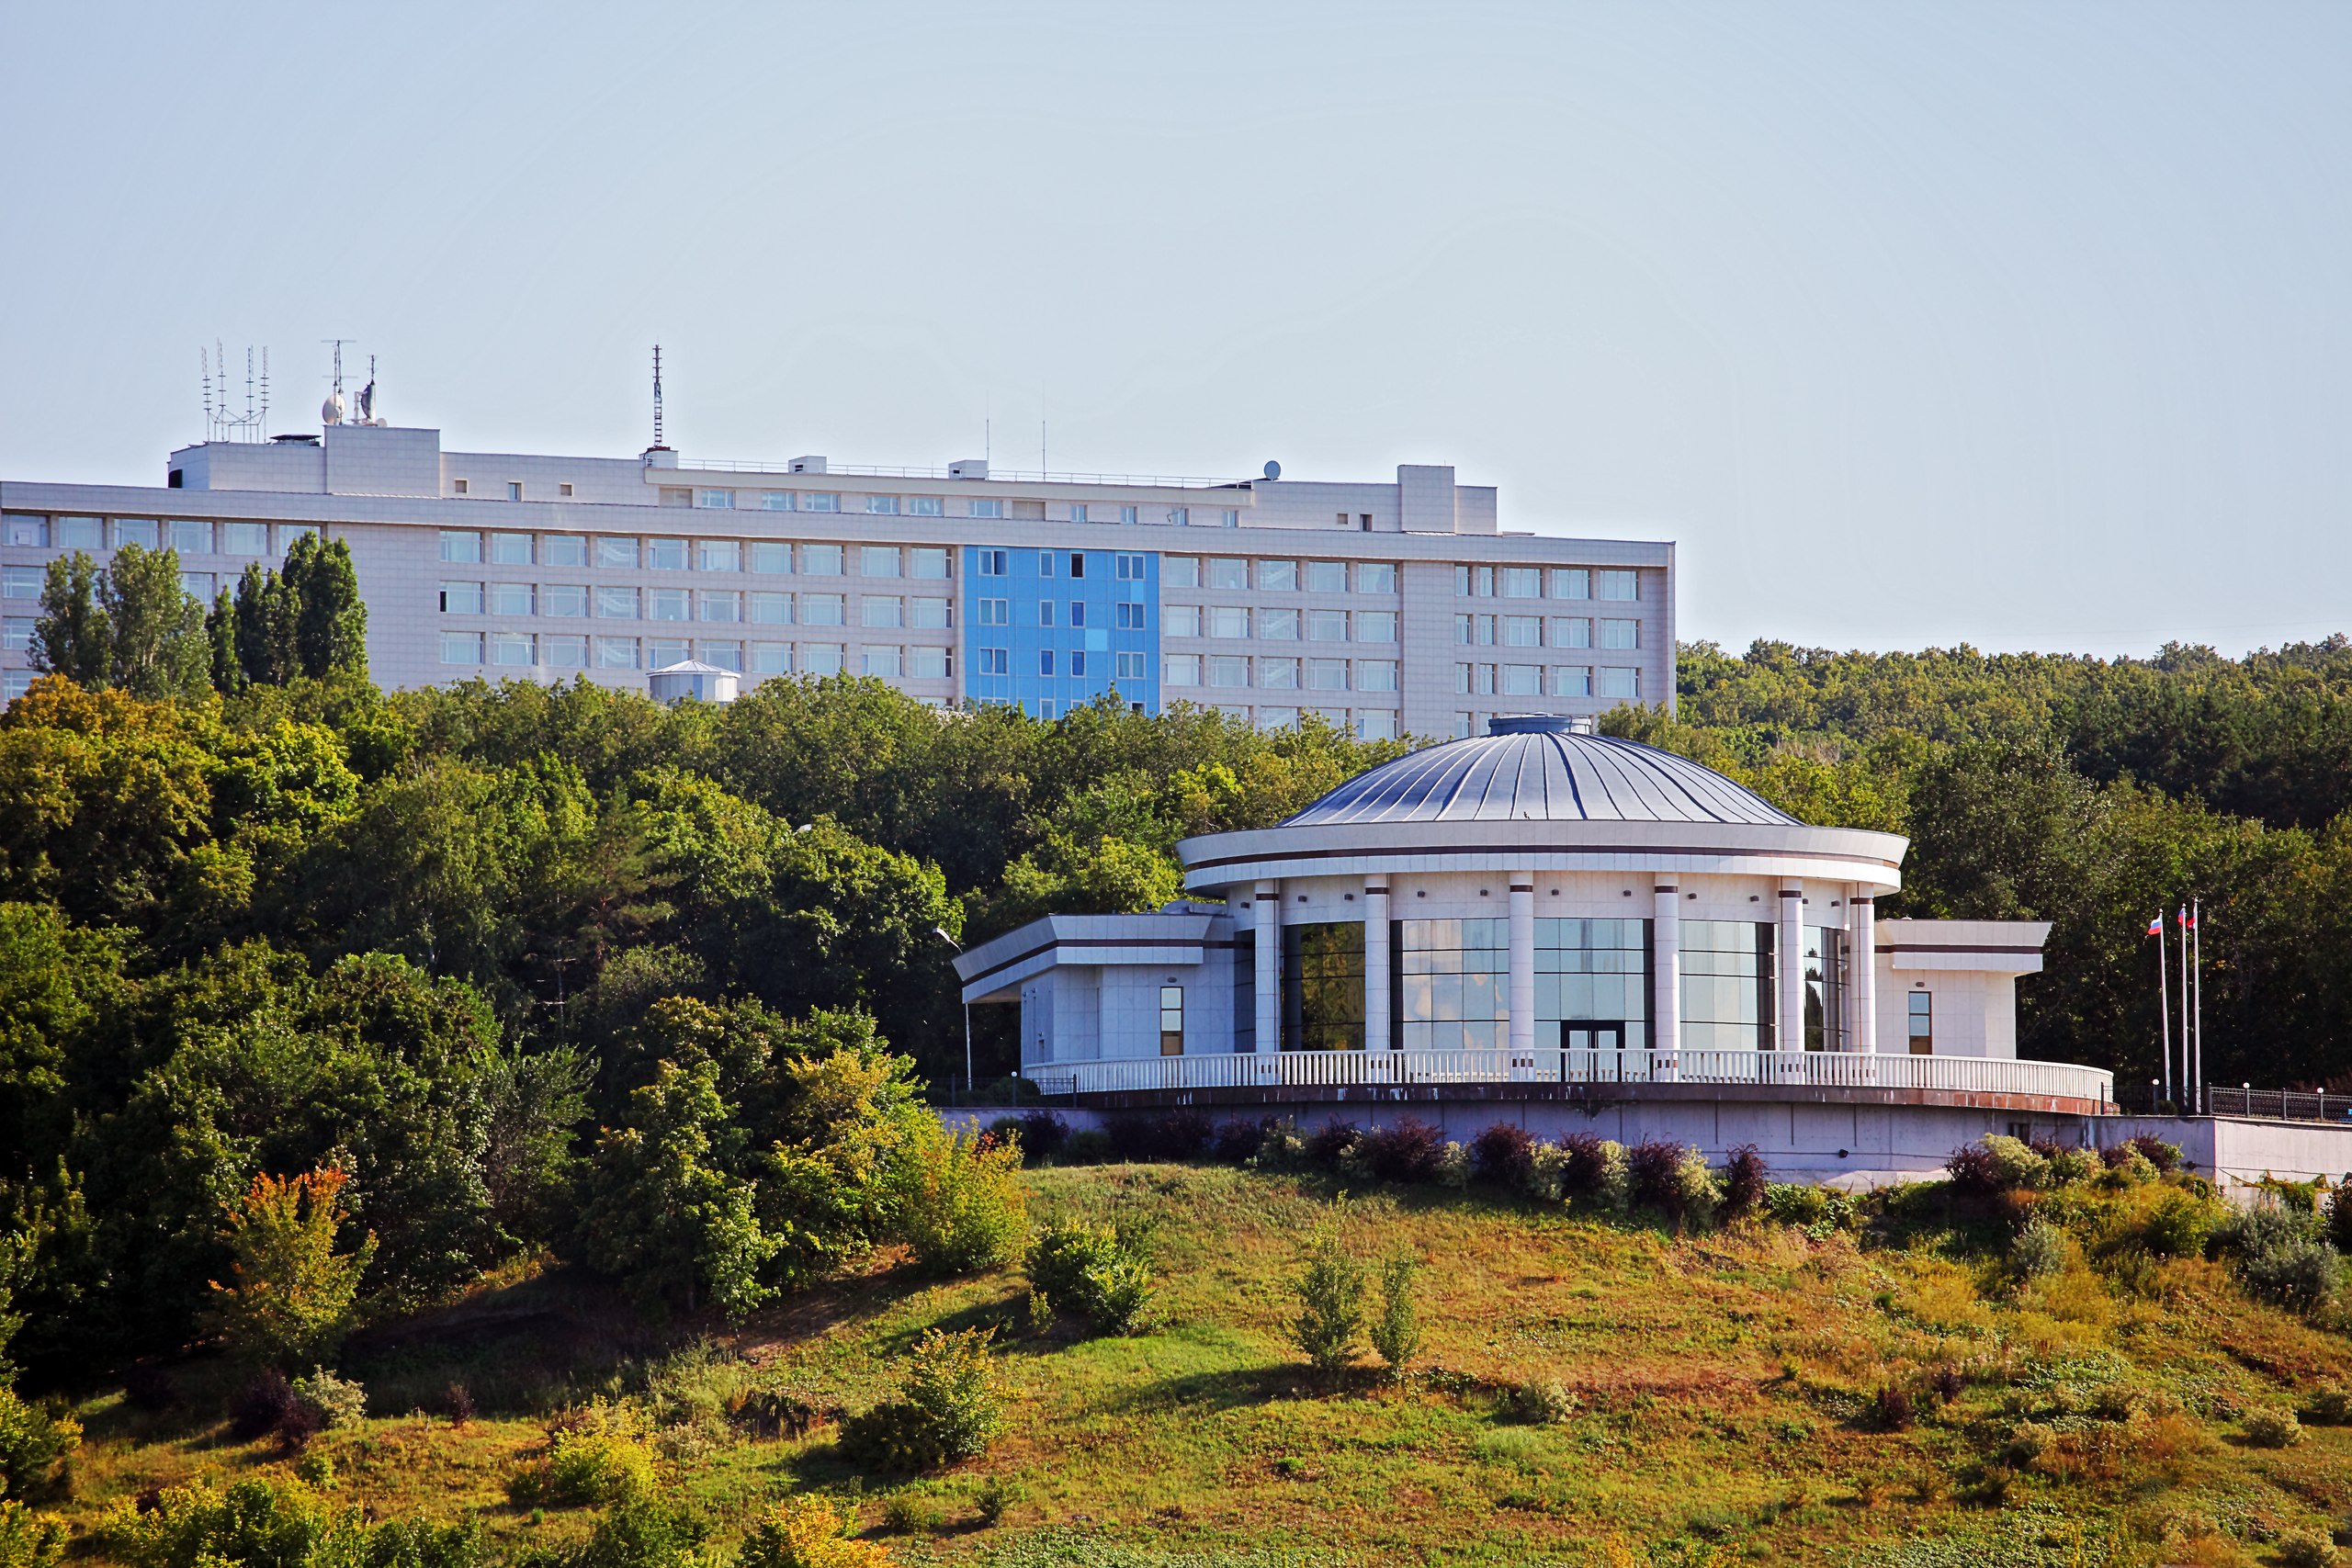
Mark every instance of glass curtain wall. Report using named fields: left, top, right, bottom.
left=1233, top=927, right=1257, bottom=1054
left=1534, top=918, right=1650, bottom=1049
left=1283, top=923, right=1366, bottom=1050
left=1397, top=918, right=1510, bottom=1050
left=1681, top=921, right=1775, bottom=1050
left=1804, top=926, right=1847, bottom=1052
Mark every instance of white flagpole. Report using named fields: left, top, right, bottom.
left=2192, top=898, right=2202, bottom=1114
left=2179, top=906, right=2191, bottom=1115
left=2157, top=917, right=2171, bottom=1111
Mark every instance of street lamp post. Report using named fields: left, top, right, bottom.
left=935, top=927, right=971, bottom=1100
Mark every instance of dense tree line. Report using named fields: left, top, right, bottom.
left=7, top=594, right=2352, bottom=1383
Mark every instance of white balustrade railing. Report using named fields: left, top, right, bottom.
left=1048, top=1049, right=2114, bottom=1105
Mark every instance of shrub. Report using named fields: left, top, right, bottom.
left=1944, top=1142, right=2001, bottom=1196
left=1628, top=1142, right=1716, bottom=1226
left=0, top=1391, right=80, bottom=1503
left=442, top=1383, right=477, bottom=1426
left=1557, top=1134, right=1629, bottom=1209
left=1434, top=1142, right=1470, bottom=1189
left=102, top=1478, right=358, bottom=1568
left=206, top=1168, right=378, bottom=1371
left=1980, top=1134, right=2048, bottom=1190
left=2306, top=1382, right=2352, bottom=1426
left=877, top=1495, right=935, bottom=1536
left=2212, top=1201, right=2312, bottom=1259
left=1719, top=1145, right=1769, bottom=1222
left=0, top=1501, right=66, bottom=1568
left=226, top=1369, right=299, bottom=1442
left=894, top=1125, right=1027, bottom=1277
left=517, top=1404, right=659, bottom=1508
left=2004, top=1421, right=2056, bottom=1465
left=1017, top=1111, right=1069, bottom=1163
left=738, top=1496, right=894, bottom=1568
left=1470, top=1123, right=1536, bottom=1189
left=839, top=1327, right=1007, bottom=1472
left=1024, top=1221, right=1155, bottom=1336
left=293, top=1452, right=334, bottom=1491
left=1762, top=1183, right=1830, bottom=1228
left=1212, top=1117, right=1269, bottom=1165
left=1061, top=1129, right=1113, bottom=1166
left=1871, top=1384, right=1915, bottom=1431
left=1368, top=1254, right=1423, bottom=1373
left=564, top=1499, right=707, bottom=1568
left=1104, top=1110, right=1212, bottom=1162
left=2243, top=1405, right=2303, bottom=1449
left=2126, top=1134, right=2183, bottom=1175
left=2278, top=1528, right=2337, bottom=1568
left=2009, top=1218, right=2066, bottom=1281
left=2244, top=1241, right=2342, bottom=1313
left=974, top=1475, right=1012, bottom=1527
left=2327, top=1184, right=2352, bottom=1256
left=1524, top=1145, right=1567, bottom=1203
left=289, top=1368, right=367, bottom=1432
left=1505, top=1381, right=1577, bottom=1425
left=368, top=1517, right=491, bottom=1568
left=1249, top=1120, right=1306, bottom=1170
left=2139, top=1190, right=2215, bottom=1258
left=1288, top=1219, right=1366, bottom=1374
left=2044, top=1147, right=2100, bottom=1186
left=1304, top=1122, right=1361, bottom=1171
left=2104, top=1147, right=2158, bottom=1187
left=1359, top=1118, right=1445, bottom=1183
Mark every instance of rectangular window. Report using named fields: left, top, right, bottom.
left=1908, top=991, right=1934, bottom=1055
left=865, top=496, right=899, bottom=515
left=1259, top=657, right=1299, bottom=690
left=1115, top=602, right=1147, bottom=631
left=1038, top=552, right=1057, bottom=580
left=168, top=519, right=212, bottom=553
left=3, top=569, right=41, bottom=601
left=488, top=631, right=536, bottom=666
left=1120, top=505, right=1139, bottom=525
left=700, top=591, right=742, bottom=623
left=863, top=596, right=904, bottom=629
left=1552, top=567, right=1590, bottom=600
left=646, top=637, right=691, bottom=668
left=1551, top=616, right=1592, bottom=649
left=114, top=519, right=159, bottom=548
left=1473, top=663, right=1496, bottom=695
left=750, top=592, right=792, bottom=626
left=595, top=586, right=639, bottom=619
left=977, top=598, right=1009, bottom=627
left=1163, top=556, right=1200, bottom=588
left=859, top=546, right=899, bottom=578
left=1069, top=553, right=1085, bottom=578
left=1502, top=567, right=1542, bottom=598
left=800, top=593, right=845, bottom=626
left=1598, top=666, right=1640, bottom=699
left=1167, top=506, right=1191, bottom=526
left=56, top=517, right=103, bottom=549
left=543, top=535, right=588, bottom=568
left=804, top=643, right=845, bottom=676
left=1305, top=609, right=1348, bottom=642
left=1067, top=502, right=1089, bottom=524
left=1504, top=615, right=1542, bottom=649
left=1208, top=655, right=1250, bottom=687
left=439, top=632, right=482, bottom=665
left=1397, top=917, right=1512, bottom=1052
left=1114, top=552, right=1147, bottom=581
left=978, top=648, right=1010, bottom=676
left=1164, top=653, right=1200, bottom=686
left=760, top=491, right=795, bottom=512
left=221, top=521, right=269, bottom=555
left=440, top=530, right=482, bottom=564
left=804, top=493, right=841, bottom=513
left=5, top=516, right=47, bottom=547
left=1221, top=509, right=1239, bottom=528
left=698, top=539, right=741, bottom=572
left=1206, top=558, right=1247, bottom=590
left=277, top=525, right=317, bottom=550
left=2, top=617, right=33, bottom=650
left=1353, top=562, right=1396, bottom=593
left=699, top=640, right=742, bottom=671
left=802, top=543, right=844, bottom=575
left=748, top=541, right=792, bottom=574
left=1257, top=558, right=1296, bottom=592
left=1357, top=660, right=1398, bottom=693
left=1354, top=611, right=1396, bottom=643
left=1359, top=711, right=1398, bottom=741
left=966, top=498, right=1003, bottom=519
left=909, top=496, right=944, bottom=517
left=1600, top=618, right=1639, bottom=649
left=595, top=536, right=639, bottom=569
left=910, top=645, right=952, bottom=678
left=1502, top=663, right=1541, bottom=696
left=1305, top=560, right=1346, bottom=593
left=695, top=490, right=734, bottom=510
left=1069, top=601, right=1086, bottom=627
left=491, top=532, right=534, bottom=565
left=1599, top=570, right=1638, bottom=601
left=440, top=581, right=484, bottom=614
left=1038, top=600, right=1057, bottom=628
left=1159, top=985, right=1184, bottom=1055
left=1260, top=707, right=1299, bottom=730
left=594, top=636, right=639, bottom=669
left=647, top=537, right=687, bottom=570
left=1208, top=605, right=1250, bottom=638
left=1165, top=604, right=1201, bottom=637
left=910, top=596, right=951, bottom=629
left=648, top=588, right=689, bottom=622
left=1069, top=650, right=1089, bottom=678
left=1255, top=606, right=1298, bottom=641
left=864, top=646, right=903, bottom=677
left=488, top=581, right=534, bottom=616
left=976, top=549, right=1008, bottom=577
left=1307, top=658, right=1350, bottom=692
left=1115, top=651, right=1146, bottom=681
left=910, top=547, right=950, bottom=580
left=544, top=634, right=588, bottom=669
left=1039, top=649, right=1057, bottom=677
left=751, top=641, right=792, bottom=674
left=179, top=571, right=213, bottom=600
left=1550, top=665, right=1592, bottom=698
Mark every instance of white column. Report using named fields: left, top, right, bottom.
left=1253, top=880, right=1281, bottom=1055
left=1849, top=894, right=1878, bottom=1054
left=1509, top=874, right=1535, bottom=1056
left=1652, top=882, right=1680, bottom=1054
left=1363, top=881, right=1392, bottom=1053
left=1777, top=881, right=1806, bottom=1053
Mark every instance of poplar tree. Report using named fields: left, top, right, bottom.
left=30, top=551, right=109, bottom=688
left=99, top=544, right=209, bottom=700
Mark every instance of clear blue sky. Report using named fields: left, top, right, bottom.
left=5, top=3, right=2346, bottom=658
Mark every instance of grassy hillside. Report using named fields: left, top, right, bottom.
left=40, top=1162, right=2352, bottom=1568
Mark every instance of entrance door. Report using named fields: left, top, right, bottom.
left=1562, top=1021, right=1624, bottom=1053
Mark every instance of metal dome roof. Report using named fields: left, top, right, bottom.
left=1281, top=716, right=1802, bottom=829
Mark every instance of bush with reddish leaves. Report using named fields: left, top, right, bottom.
left=1304, top=1122, right=1362, bottom=1169
left=1719, top=1145, right=1770, bottom=1221
left=1017, top=1111, right=1070, bottom=1162
left=1360, top=1118, right=1446, bottom=1183
left=2126, top=1134, right=2183, bottom=1175
left=1557, top=1134, right=1613, bottom=1200
left=1105, top=1110, right=1214, bottom=1161
left=1946, top=1142, right=2003, bottom=1196
left=227, top=1369, right=298, bottom=1441
left=1470, top=1122, right=1536, bottom=1189
left=1213, top=1117, right=1271, bottom=1165
left=1627, top=1137, right=1690, bottom=1205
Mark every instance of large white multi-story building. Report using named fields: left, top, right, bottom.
left=1, top=419, right=1675, bottom=738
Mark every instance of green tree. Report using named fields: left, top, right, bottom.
left=232, top=561, right=298, bottom=688
left=205, top=589, right=244, bottom=695
left=99, top=544, right=210, bottom=700
left=282, top=535, right=368, bottom=680
left=29, top=553, right=107, bottom=689
left=206, top=1166, right=378, bottom=1368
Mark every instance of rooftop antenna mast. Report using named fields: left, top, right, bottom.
left=357, top=354, right=379, bottom=425
left=201, top=341, right=271, bottom=442
left=650, top=344, right=666, bottom=450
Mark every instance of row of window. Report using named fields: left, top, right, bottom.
left=1164, top=558, right=1395, bottom=594
left=1458, top=565, right=1638, bottom=601
left=1458, top=614, right=1637, bottom=650
left=970, top=649, right=1151, bottom=682
left=1458, top=663, right=1641, bottom=700
left=972, top=598, right=1149, bottom=631
left=971, top=549, right=1148, bottom=580
left=678, top=490, right=1242, bottom=528
left=436, top=583, right=957, bottom=628
left=1166, top=704, right=1398, bottom=740
left=1162, top=656, right=1401, bottom=693
left=435, top=633, right=954, bottom=679
left=4, top=515, right=313, bottom=556
left=1162, top=605, right=1395, bottom=643
left=437, top=532, right=957, bottom=577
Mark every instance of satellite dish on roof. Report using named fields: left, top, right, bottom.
left=1262, top=459, right=1281, bottom=480
left=321, top=390, right=345, bottom=425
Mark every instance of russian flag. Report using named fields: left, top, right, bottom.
left=2146, top=915, right=2163, bottom=936
left=2180, top=906, right=2196, bottom=931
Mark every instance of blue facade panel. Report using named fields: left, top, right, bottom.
left=961, top=546, right=1159, bottom=716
